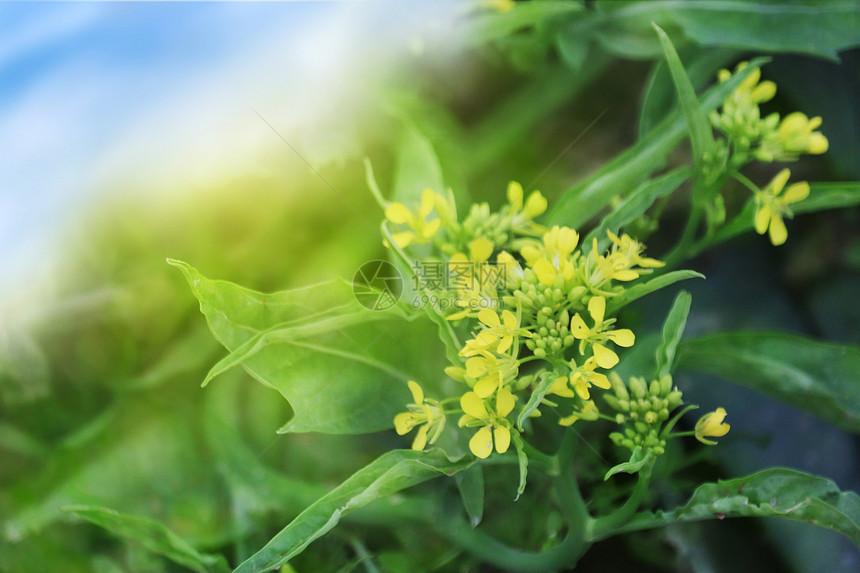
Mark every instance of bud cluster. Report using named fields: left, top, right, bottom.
left=605, top=373, right=683, bottom=456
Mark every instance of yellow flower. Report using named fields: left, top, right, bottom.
left=558, top=400, right=599, bottom=427
left=521, top=225, right=579, bottom=287
left=753, top=169, right=810, bottom=246
left=445, top=253, right=500, bottom=321
left=469, top=237, right=494, bottom=262
left=695, top=407, right=730, bottom=445
left=507, top=181, right=547, bottom=226
left=385, top=188, right=444, bottom=248
left=570, top=296, right=635, bottom=369
left=757, top=112, right=829, bottom=162
left=465, top=350, right=519, bottom=398
left=606, top=231, right=664, bottom=270
left=394, top=381, right=446, bottom=451
left=549, top=357, right=609, bottom=400
left=719, top=62, right=776, bottom=105
left=459, top=388, right=516, bottom=459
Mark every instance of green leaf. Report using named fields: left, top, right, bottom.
left=709, top=182, right=860, bottom=247
left=583, top=167, right=691, bottom=249
left=605, top=270, right=705, bottom=315
left=516, top=371, right=556, bottom=431
left=547, top=58, right=768, bottom=228
left=511, top=430, right=530, bottom=501
left=64, top=506, right=230, bottom=573
left=392, top=122, right=445, bottom=204
left=602, top=1, right=860, bottom=61
left=169, top=259, right=427, bottom=434
left=794, top=182, right=860, bottom=214
left=639, top=48, right=740, bottom=139
left=380, top=223, right=463, bottom=365
left=654, top=290, right=692, bottom=379
left=653, top=23, right=715, bottom=181
left=233, top=450, right=473, bottom=573
left=677, top=331, right=860, bottom=433
left=610, top=468, right=860, bottom=547
left=668, top=0, right=860, bottom=61
left=455, top=464, right=485, bottom=527
left=469, top=1, right=583, bottom=46
left=604, top=446, right=653, bottom=481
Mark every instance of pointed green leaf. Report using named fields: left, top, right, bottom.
left=455, top=464, right=485, bottom=527
left=609, top=468, right=860, bottom=547
left=677, top=331, right=860, bottom=433
left=655, top=290, right=692, bottom=379
left=547, top=58, right=768, bottom=228
left=169, top=259, right=432, bottom=434
left=516, top=372, right=556, bottom=431
left=604, top=446, right=653, bottom=481
left=64, top=506, right=230, bottom=573
left=606, top=270, right=705, bottom=315
left=653, top=23, right=715, bottom=181
left=511, top=430, right=530, bottom=501
left=584, top=167, right=691, bottom=249
left=233, top=450, right=473, bottom=573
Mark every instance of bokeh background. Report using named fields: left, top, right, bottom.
left=1, top=1, right=858, bottom=572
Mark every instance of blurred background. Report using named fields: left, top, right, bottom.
left=1, top=1, right=858, bottom=572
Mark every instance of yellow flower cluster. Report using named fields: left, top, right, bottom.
left=388, top=182, right=670, bottom=458
left=711, top=62, right=828, bottom=163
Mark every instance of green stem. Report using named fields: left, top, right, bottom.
left=431, top=433, right=590, bottom=572
left=587, top=461, right=653, bottom=541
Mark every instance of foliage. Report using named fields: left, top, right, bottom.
left=3, top=1, right=859, bottom=572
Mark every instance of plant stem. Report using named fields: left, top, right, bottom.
left=587, top=461, right=654, bottom=541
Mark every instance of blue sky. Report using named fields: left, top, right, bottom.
left=0, top=1, right=461, bottom=312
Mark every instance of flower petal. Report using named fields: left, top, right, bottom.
left=394, top=413, right=415, bottom=435
left=469, top=237, right=494, bottom=262
left=769, top=213, right=788, bottom=246
left=493, top=425, right=511, bottom=454
left=588, top=296, right=606, bottom=324
left=474, top=376, right=497, bottom=399
left=570, top=314, right=589, bottom=339
left=782, top=182, right=810, bottom=205
left=507, top=181, right=523, bottom=210
left=461, top=391, right=489, bottom=420
left=496, top=387, right=516, bottom=417
left=407, top=380, right=424, bottom=404
left=469, top=426, right=494, bottom=459
left=608, top=329, right=635, bottom=348
left=478, top=308, right=500, bottom=328
left=754, top=204, right=771, bottom=235
left=593, top=343, right=619, bottom=369
left=385, top=202, right=412, bottom=224
left=412, top=424, right=429, bottom=451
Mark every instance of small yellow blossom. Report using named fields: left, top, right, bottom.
left=754, top=168, right=810, bottom=246
left=757, top=111, right=829, bottom=162
left=508, top=181, right=548, bottom=224
left=469, top=237, right=494, bottom=262
left=465, top=350, right=519, bottom=398
left=559, top=400, right=599, bottom=427
left=548, top=357, right=609, bottom=400
left=459, top=388, right=516, bottom=459
left=695, top=407, right=730, bottom=445
left=446, top=253, right=500, bottom=321
left=607, top=231, right=664, bottom=270
left=385, top=188, right=444, bottom=248
left=522, top=226, right=579, bottom=286
left=570, top=296, right=635, bottom=369
left=394, top=381, right=446, bottom=450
